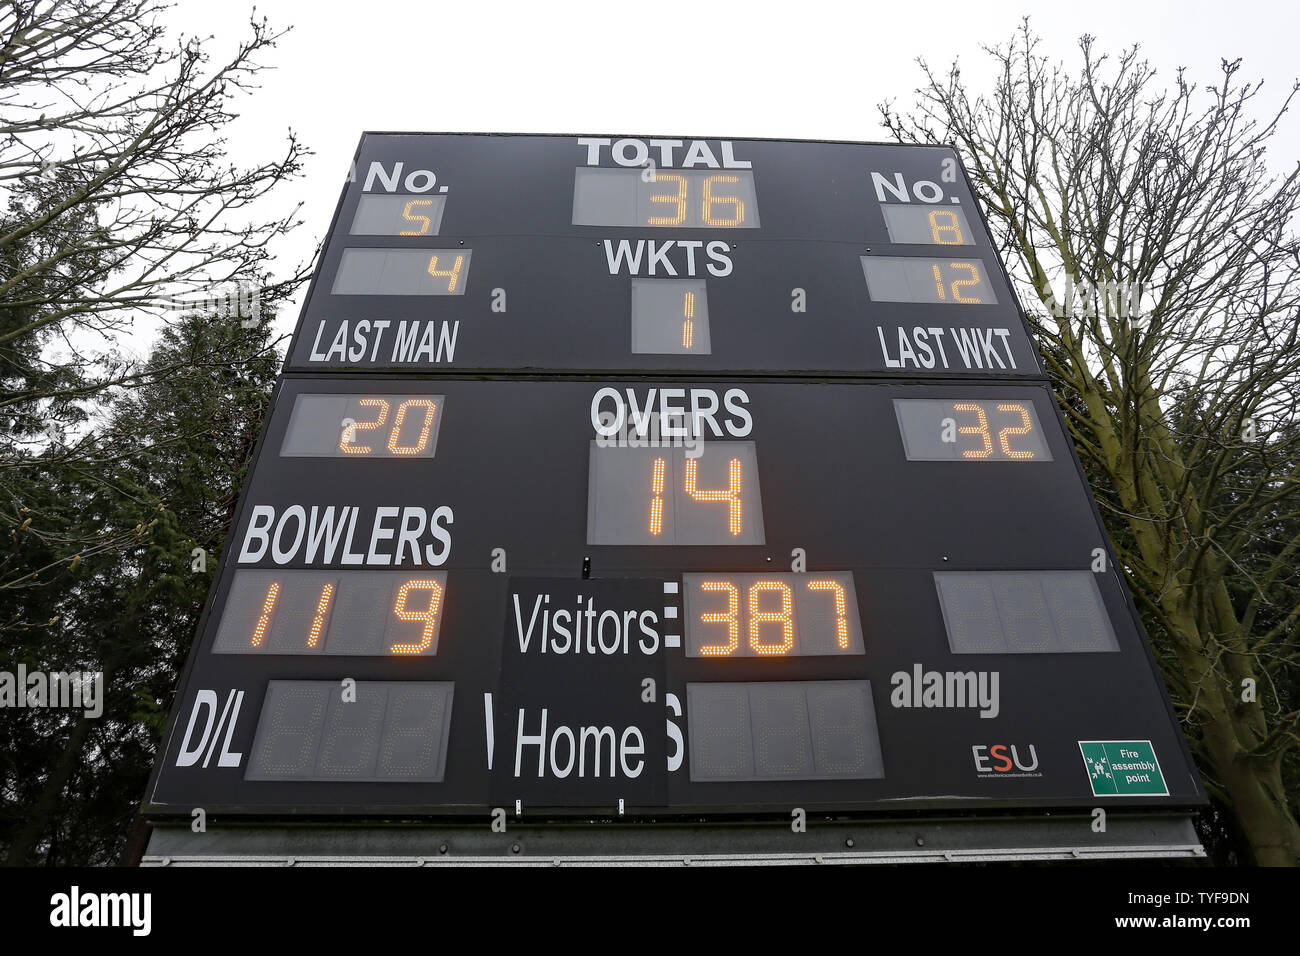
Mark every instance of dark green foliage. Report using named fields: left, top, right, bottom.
left=0, top=311, right=279, bottom=864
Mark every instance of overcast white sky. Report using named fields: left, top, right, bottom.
left=160, top=0, right=1300, bottom=345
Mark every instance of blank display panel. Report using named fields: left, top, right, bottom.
left=894, top=399, right=1052, bottom=461
left=687, top=681, right=883, bottom=782
left=880, top=204, right=974, bottom=245
left=572, top=168, right=760, bottom=228
left=331, top=249, right=471, bottom=295
left=281, top=393, right=443, bottom=458
left=934, top=571, right=1119, bottom=654
left=631, top=278, right=710, bottom=354
left=245, top=680, right=454, bottom=782
left=683, top=572, right=863, bottom=658
left=212, top=570, right=448, bottom=656
left=348, top=194, right=447, bottom=236
left=587, top=442, right=765, bottom=545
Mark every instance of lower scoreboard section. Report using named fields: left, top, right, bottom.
left=146, top=377, right=1200, bottom=815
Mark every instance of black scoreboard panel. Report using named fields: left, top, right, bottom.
left=145, top=134, right=1201, bottom=823
left=285, top=134, right=1041, bottom=376
left=147, top=375, right=1200, bottom=813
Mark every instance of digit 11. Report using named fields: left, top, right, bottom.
left=248, top=580, right=335, bottom=649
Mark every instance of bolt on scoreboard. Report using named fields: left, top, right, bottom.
left=145, top=134, right=1203, bottom=833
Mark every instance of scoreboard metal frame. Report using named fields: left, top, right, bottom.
left=143, top=133, right=1204, bottom=861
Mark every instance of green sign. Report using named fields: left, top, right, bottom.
left=1079, top=740, right=1168, bottom=796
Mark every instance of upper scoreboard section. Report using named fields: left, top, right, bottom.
left=287, top=134, right=1040, bottom=377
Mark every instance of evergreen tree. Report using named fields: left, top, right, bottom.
left=1, top=309, right=279, bottom=865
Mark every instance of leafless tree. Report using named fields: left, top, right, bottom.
left=0, top=0, right=309, bottom=592
left=882, top=20, right=1300, bottom=865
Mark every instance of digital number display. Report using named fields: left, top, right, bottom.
left=212, top=570, right=448, bottom=656
left=861, top=255, right=997, bottom=305
left=934, top=571, right=1119, bottom=654
left=631, top=279, right=710, bottom=354
left=572, top=168, right=761, bottom=228
left=687, top=680, right=884, bottom=782
left=349, top=195, right=447, bottom=236
left=331, top=248, right=471, bottom=295
left=881, top=205, right=974, bottom=245
left=281, top=393, right=442, bottom=458
left=245, top=680, right=454, bottom=782
left=148, top=138, right=1203, bottom=832
left=683, top=572, right=863, bottom=657
left=587, top=443, right=764, bottom=545
left=894, top=399, right=1051, bottom=461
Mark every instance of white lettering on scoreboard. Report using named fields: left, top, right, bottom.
left=602, top=239, right=733, bottom=277
left=237, top=504, right=454, bottom=566
left=175, top=689, right=245, bottom=768
left=307, top=319, right=459, bottom=365
left=513, top=710, right=647, bottom=780
left=589, top=386, right=753, bottom=438
left=577, top=138, right=753, bottom=169
left=514, top=592, right=662, bottom=656
left=876, top=325, right=1018, bottom=371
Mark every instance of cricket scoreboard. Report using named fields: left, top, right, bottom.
left=144, top=134, right=1203, bottom=857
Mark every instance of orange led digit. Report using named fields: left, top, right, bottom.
left=953, top=402, right=993, bottom=459
left=684, top=457, right=743, bottom=535
left=339, top=398, right=389, bottom=454
left=648, top=172, right=687, bottom=225
left=250, top=581, right=281, bottom=647
left=702, top=175, right=745, bottom=227
left=682, top=572, right=861, bottom=658
left=649, top=457, right=667, bottom=536
left=306, top=582, right=335, bottom=648
left=748, top=581, right=794, bottom=655
left=286, top=393, right=442, bottom=459
left=682, top=290, right=695, bottom=349
left=931, top=264, right=947, bottom=301
left=698, top=580, right=740, bottom=656
left=996, top=403, right=1037, bottom=459
left=387, top=399, right=437, bottom=455
left=391, top=579, right=443, bottom=654
left=427, top=254, right=465, bottom=293
left=574, top=166, right=758, bottom=228
left=895, top=399, right=1048, bottom=462
left=806, top=579, right=850, bottom=649
left=949, top=262, right=983, bottom=302
left=928, top=209, right=964, bottom=244
left=400, top=199, right=433, bottom=236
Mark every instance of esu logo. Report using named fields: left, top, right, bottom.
left=972, top=743, right=1039, bottom=773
